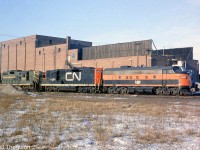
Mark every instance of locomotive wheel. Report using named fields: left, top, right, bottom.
left=179, top=89, right=188, bottom=96
left=108, top=88, right=114, bottom=94
left=82, top=89, right=87, bottom=93
left=78, top=88, right=82, bottom=93
left=120, top=87, right=128, bottom=94
left=53, top=88, right=57, bottom=92
left=155, top=88, right=162, bottom=95
left=171, top=88, right=178, bottom=96
left=122, top=88, right=126, bottom=94
left=90, top=87, right=96, bottom=93
left=120, top=88, right=125, bottom=94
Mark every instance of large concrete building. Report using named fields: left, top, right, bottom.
left=0, top=34, right=199, bottom=82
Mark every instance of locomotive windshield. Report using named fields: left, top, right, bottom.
left=172, top=66, right=187, bottom=74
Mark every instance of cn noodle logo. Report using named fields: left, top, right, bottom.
left=65, top=72, right=81, bottom=81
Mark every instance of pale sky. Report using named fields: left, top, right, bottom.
left=0, top=0, right=200, bottom=61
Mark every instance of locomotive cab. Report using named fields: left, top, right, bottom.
left=172, top=66, right=192, bottom=88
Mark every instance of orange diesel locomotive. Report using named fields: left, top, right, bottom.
left=102, top=66, right=192, bottom=95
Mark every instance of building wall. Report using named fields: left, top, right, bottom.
left=0, top=35, right=36, bottom=72
left=67, top=48, right=152, bottom=68
left=82, top=40, right=152, bottom=60
left=152, top=55, right=174, bottom=66
left=36, top=44, right=67, bottom=72
left=152, top=47, right=193, bottom=60
left=36, top=35, right=66, bottom=47
left=186, top=60, right=199, bottom=82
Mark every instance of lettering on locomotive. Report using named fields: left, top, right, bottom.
left=65, top=72, right=81, bottom=81
left=135, top=80, right=141, bottom=84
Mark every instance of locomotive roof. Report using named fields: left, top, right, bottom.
left=104, top=66, right=179, bottom=72
left=46, top=67, right=95, bottom=72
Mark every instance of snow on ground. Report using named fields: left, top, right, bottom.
left=0, top=94, right=200, bottom=149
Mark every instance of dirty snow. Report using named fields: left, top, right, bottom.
left=0, top=91, right=200, bottom=149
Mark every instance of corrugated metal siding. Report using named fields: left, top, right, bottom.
left=82, top=40, right=152, bottom=60
left=152, top=47, right=193, bottom=60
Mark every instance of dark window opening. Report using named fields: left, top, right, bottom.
left=58, top=48, right=61, bottom=52
left=130, top=76, right=132, bottom=79
left=173, top=67, right=183, bottom=73
left=4, top=44, right=6, bottom=48
left=153, top=75, right=156, bottom=79
left=145, top=76, right=148, bottom=79
left=49, top=40, right=52, bottom=44
left=136, top=76, right=139, bottom=79
left=39, top=51, right=41, bottom=55
left=20, top=41, right=22, bottom=45
left=118, top=76, right=121, bottom=79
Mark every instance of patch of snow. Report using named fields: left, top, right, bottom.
left=131, top=95, right=138, bottom=97
left=0, top=118, right=2, bottom=126
left=113, top=97, right=127, bottom=100
left=84, top=96, right=93, bottom=99
left=51, top=111, right=60, bottom=118
left=113, top=137, right=129, bottom=145
left=97, top=96, right=107, bottom=99
left=26, top=92, right=38, bottom=97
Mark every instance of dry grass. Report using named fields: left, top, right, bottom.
left=185, top=129, right=198, bottom=136
left=49, top=135, right=61, bottom=148
left=135, top=128, right=179, bottom=144
left=11, top=130, right=23, bottom=136
left=1, top=93, right=200, bottom=149
left=0, top=95, right=16, bottom=112
left=93, top=126, right=112, bottom=145
left=40, top=98, right=168, bottom=118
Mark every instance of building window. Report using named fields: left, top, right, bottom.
left=72, top=53, right=75, bottom=59
left=126, top=76, right=128, bottom=79
left=49, top=40, right=52, bottom=44
left=20, top=41, right=22, bottom=45
left=153, top=75, right=156, bottom=79
left=39, top=51, right=41, bottom=55
left=58, top=48, right=61, bottom=52
left=136, top=76, right=139, bottom=79
left=118, top=76, right=121, bottom=79
left=130, top=76, right=132, bottom=79
left=145, top=76, right=148, bottom=79
left=4, top=44, right=5, bottom=48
